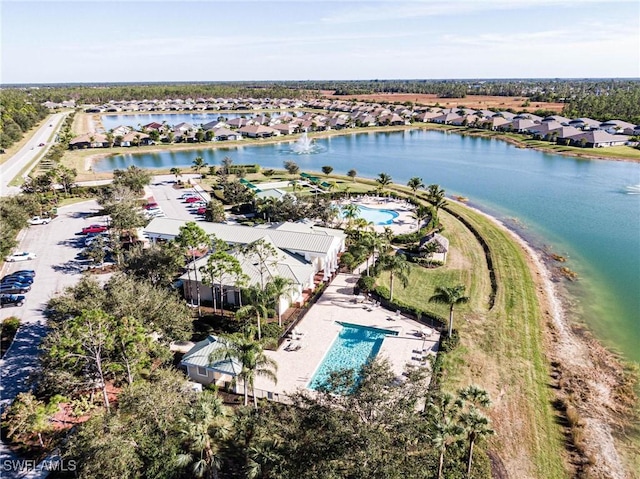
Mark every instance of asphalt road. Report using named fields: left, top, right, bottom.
left=0, top=112, right=68, bottom=197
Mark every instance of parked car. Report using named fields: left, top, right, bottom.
left=2, top=274, right=34, bottom=285
left=179, top=191, right=197, bottom=199
left=1, top=278, right=33, bottom=288
left=38, top=143, right=45, bottom=147
left=29, top=216, right=51, bottom=225
left=82, top=224, right=108, bottom=235
left=0, top=294, right=25, bottom=308
left=184, top=196, right=201, bottom=203
left=0, top=284, right=31, bottom=294
left=196, top=207, right=207, bottom=215
left=190, top=201, right=207, bottom=209
left=11, top=270, right=35, bottom=278
left=143, top=202, right=159, bottom=210
left=5, top=252, right=37, bottom=262
left=84, top=235, right=110, bottom=247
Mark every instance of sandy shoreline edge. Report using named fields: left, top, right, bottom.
left=454, top=199, right=634, bottom=479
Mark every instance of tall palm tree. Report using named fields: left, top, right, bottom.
left=236, top=301, right=270, bottom=341
left=192, top=156, right=208, bottom=175
left=265, top=276, right=297, bottom=326
left=378, top=253, right=410, bottom=301
left=341, top=203, right=360, bottom=227
left=177, top=395, right=228, bottom=478
left=407, top=176, right=424, bottom=200
left=209, top=332, right=278, bottom=408
left=427, top=392, right=464, bottom=479
left=459, top=408, right=494, bottom=478
left=411, top=204, right=431, bottom=228
left=429, top=284, right=469, bottom=337
left=426, top=184, right=446, bottom=208
left=376, top=172, right=393, bottom=197
left=170, top=167, right=182, bottom=181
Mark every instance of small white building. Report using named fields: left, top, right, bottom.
left=181, top=335, right=241, bottom=388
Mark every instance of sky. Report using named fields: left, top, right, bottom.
left=1, top=0, right=639, bottom=84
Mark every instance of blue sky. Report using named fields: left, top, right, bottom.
left=2, top=0, right=639, bottom=84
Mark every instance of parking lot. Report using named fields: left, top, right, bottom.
left=146, top=175, right=212, bottom=222
left=0, top=200, right=110, bottom=408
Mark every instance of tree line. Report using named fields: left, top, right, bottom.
left=0, top=89, right=49, bottom=149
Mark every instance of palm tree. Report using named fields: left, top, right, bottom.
left=407, top=176, right=424, bottom=199
left=177, top=395, right=228, bottom=478
left=192, top=156, right=207, bottom=175
left=420, top=241, right=439, bottom=267
left=428, top=392, right=464, bottom=479
left=376, top=172, right=393, bottom=196
left=341, top=203, right=360, bottom=227
left=411, top=204, right=431, bottom=228
left=426, top=184, right=446, bottom=205
left=459, top=408, right=494, bottom=478
left=236, top=301, right=270, bottom=341
left=288, top=179, right=300, bottom=194
left=378, top=253, right=410, bottom=302
left=170, top=167, right=182, bottom=181
left=429, top=284, right=469, bottom=337
left=265, top=276, right=297, bottom=326
left=209, top=332, right=278, bottom=408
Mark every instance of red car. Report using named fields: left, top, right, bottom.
left=185, top=196, right=200, bottom=203
left=144, top=202, right=159, bottom=210
left=196, top=207, right=207, bottom=215
left=82, top=224, right=108, bottom=234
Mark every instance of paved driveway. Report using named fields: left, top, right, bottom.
left=147, top=176, right=211, bottom=222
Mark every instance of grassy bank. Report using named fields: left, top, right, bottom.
left=376, top=197, right=566, bottom=478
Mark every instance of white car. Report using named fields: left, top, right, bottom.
left=29, top=216, right=51, bottom=225
left=190, top=201, right=207, bottom=209
left=5, top=252, right=37, bottom=262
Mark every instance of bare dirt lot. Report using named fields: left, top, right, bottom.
left=320, top=91, right=565, bottom=112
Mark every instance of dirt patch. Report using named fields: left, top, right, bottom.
left=321, top=92, right=565, bottom=113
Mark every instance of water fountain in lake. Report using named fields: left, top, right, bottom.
left=291, top=131, right=319, bottom=154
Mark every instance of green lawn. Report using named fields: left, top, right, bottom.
left=377, top=200, right=567, bottom=478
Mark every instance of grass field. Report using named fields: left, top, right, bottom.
left=376, top=196, right=567, bottom=478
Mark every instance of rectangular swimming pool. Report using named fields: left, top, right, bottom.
left=308, top=322, right=398, bottom=391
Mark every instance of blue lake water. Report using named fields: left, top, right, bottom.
left=96, top=129, right=640, bottom=362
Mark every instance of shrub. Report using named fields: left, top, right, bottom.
left=439, top=329, right=460, bottom=352
left=357, top=275, right=376, bottom=293
left=374, top=285, right=390, bottom=300
left=1, top=317, right=20, bottom=335
left=263, top=169, right=276, bottom=177
left=262, top=322, right=284, bottom=340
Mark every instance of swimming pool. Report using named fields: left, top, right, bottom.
left=308, top=322, right=398, bottom=391
left=342, top=204, right=399, bottom=225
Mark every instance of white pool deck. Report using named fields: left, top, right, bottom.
left=253, top=272, right=440, bottom=398
left=337, top=197, right=419, bottom=234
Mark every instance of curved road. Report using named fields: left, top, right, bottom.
left=0, top=112, right=68, bottom=197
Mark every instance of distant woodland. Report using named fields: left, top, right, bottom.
left=2, top=79, right=639, bottom=150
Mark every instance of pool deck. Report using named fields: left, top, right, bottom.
left=254, top=272, right=440, bottom=398
left=338, top=197, right=418, bottom=234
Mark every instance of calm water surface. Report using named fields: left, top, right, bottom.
left=97, top=130, right=640, bottom=362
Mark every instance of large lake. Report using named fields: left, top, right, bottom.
left=96, top=129, right=640, bottom=362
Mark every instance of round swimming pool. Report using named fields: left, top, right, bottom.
left=343, top=204, right=399, bottom=225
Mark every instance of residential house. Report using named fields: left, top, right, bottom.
left=211, top=127, right=240, bottom=141
left=566, top=130, right=630, bottom=148
left=181, top=335, right=242, bottom=388
left=599, top=120, right=637, bottom=135
left=237, top=125, right=279, bottom=138
left=567, top=118, right=601, bottom=130
left=69, top=133, right=110, bottom=149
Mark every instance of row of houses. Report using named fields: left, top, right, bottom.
left=66, top=95, right=639, bottom=149
left=79, top=97, right=306, bottom=113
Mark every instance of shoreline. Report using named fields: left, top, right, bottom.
left=72, top=119, right=639, bottom=177
left=453, top=199, right=636, bottom=478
